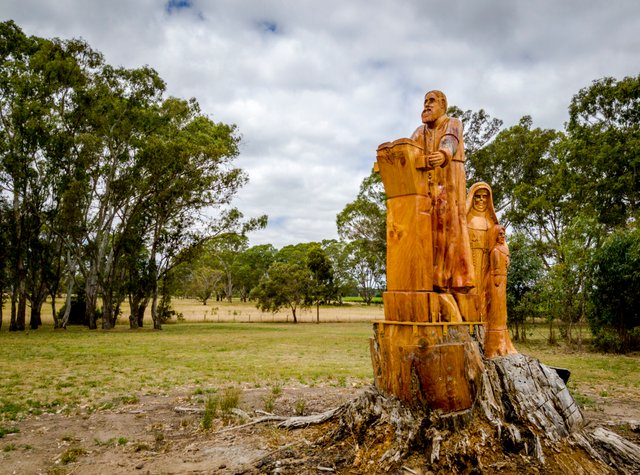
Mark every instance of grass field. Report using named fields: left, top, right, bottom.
left=1, top=299, right=639, bottom=423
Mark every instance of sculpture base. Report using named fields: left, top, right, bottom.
left=370, top=320, right=484, bottom=413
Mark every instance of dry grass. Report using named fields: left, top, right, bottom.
left=1, top=297, right=385, bottom=326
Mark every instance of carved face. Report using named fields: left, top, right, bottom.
left=473, top=189, right=489, bottom=212
left=421, top=92, right=445, bottom=124
left=497, top=229, right=506, bottom=244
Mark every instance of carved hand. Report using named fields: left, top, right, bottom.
left=427, top=151, right=446, bottom=168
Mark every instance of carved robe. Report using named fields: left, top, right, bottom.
left=485, top=237, right=517, bottom=357
left=466, top=182, right=499, bottom=320
left=410, top=115, right=475, bottom=292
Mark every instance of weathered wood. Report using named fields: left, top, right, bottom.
left=371, top=321, right=484, bottom=412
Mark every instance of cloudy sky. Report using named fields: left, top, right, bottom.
left=2, top=1, right=639, bottom=248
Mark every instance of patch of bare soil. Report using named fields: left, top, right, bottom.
left=1, top=384, right=638, bottom=475
left=0, top=384, right=357, bottom=474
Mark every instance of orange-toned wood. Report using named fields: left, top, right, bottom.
left=375, top=138, right=427, bottom=198
left=386, top=195, right=433, bottom=291
left=371, top=90, right=490, bottom=413
left=410, top=343, right=472, bottom=412
left=453, top=292, right=479, bottom=322
left=466, top=182, right=499, bottom=322
left=485, top=226, right=517, bottom=358
left=370, top=321, right=484, bottom=412
left=382, top=291, right=435, bottom=322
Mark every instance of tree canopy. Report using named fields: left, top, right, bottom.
left=0, top=21, right=264, bottom=330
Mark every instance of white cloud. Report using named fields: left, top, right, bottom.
left=2, top=0, right=639, bottom=247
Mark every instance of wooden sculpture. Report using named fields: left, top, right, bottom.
left=371, top=91, right=484, bottom=413
left=408, top=90, right=475, bottom=293
left=484, top=225, right=518, bottom=358
left=466, top=182, right=499, bottom=321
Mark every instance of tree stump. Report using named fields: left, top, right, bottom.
left=319, top=331, right=640, bottom=474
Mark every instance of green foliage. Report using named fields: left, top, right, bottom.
left=588, top=227, right=640, bottom=352
left=232, top=244, right=277, bottom=301
left=59, top=447, right=87, bottom=464
left=567, top=74, right=640, bottom=228
left=306, top=244, right=337, bottom=322
left=219, top=387, right=241, bottom=414
left=201, top=395, right=218, bottom=430
left=294, top=398, right=306, bottom=416
left=506, top=232, right=545, bottom=341
left=0, top=399, right=25, bottom=420
left=468, top=116, right=564, bottom=226
left=321, top=239, right=358, bottom=302
left=250, top=261, right=312, bottom=322
left=336, top=171, right=386, bottom=251
left=0, top=427, right=19, bottom=438
left=448, top=106, right=503, bottom=172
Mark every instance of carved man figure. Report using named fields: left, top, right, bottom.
left=410, top=90, right=475, bottom=293
left=485, top=225, right=517, bottom=358
left=466, top=182, right=499, bottom=320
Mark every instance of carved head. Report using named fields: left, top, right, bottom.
left=466, top=182, right=498, bottom=224
left=421, top=90, right=447, bottom=124
left=473, top=189, right=489, bottom=212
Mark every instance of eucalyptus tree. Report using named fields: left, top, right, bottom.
left=118, top=94, right=266, bottom=328
left=306, top=244, right=336, bottom=322
left=566, top=74, right=640, bottom=229
left=321, top=239, right=356, bottom=304
left=588, top=227, right=640, bottom=353
left=336, top=172, right=386, bottom=301
left=232, top=244, right=277, bottom=302
left=250, top=261, right=313, bottom=323
left=0, top=22, right=101, bottom=330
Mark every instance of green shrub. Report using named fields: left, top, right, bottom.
left=219, top=387, right=241, bottom=414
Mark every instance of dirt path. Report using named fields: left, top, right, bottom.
left=1, top=385, right=638, bottom=474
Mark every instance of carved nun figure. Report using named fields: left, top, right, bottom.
left=466, top=182, right=499, bottom=321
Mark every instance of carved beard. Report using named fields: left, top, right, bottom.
left=422, top=109, right=443, bottom=124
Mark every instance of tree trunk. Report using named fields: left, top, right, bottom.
left=150, top=285, right=162, bottom=330
left=129, top=293, right=139, bottom=329
left=15, top=290, right=26, bottom=331
left=51, top=292, right=59, bottom=329
left=101, top=285, right=122, bottom=330
left=9, top=290, right=17, bottom=331
left=316, top=303, right=320, bottom=323
left=137, top=300, right=146, bottom=328
left=102, top=290, right=113, bottom=329
left=29, top=282, right=47, bottom=330
left=61, top=252, right=76, bottom=328
left=85, top=272, right=98, bottom=329
left=61, top=280, right=74, bottom=329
